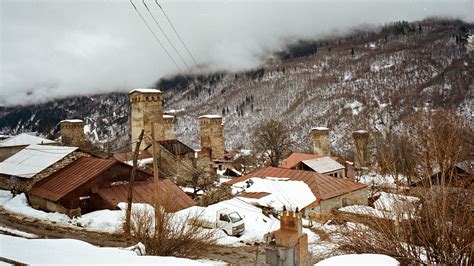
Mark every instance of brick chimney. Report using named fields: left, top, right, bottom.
left=311, top=127, right=330, bottom=156
left=352, top=130, right=369, bottom=169
left=60, top=119, right=85, bottom=147
left=265, top=210, right=308, bottom=266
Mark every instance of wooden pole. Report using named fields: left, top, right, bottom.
left=125, top=129, right=144, bottom=237
left=151, top=122, right=163, bottom=238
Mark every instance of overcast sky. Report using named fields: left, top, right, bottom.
left=1, top=0, right=472, bottom=106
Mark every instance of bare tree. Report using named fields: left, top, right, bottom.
left=336, top=110, right=474, bottom=265
left=175, top=159, right=218, bottom=198
left=127, top=198, right=216, bottom=258
left=252, top=119, right=295, bottom=167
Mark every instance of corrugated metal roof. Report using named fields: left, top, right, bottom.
left=302, top=156, right=345, bottom=173
left=157, top=139, right=194, bottom=156
left=98, top=178, right=196, bottom=212
left=280, top=153, right=322, bottom=168
left=0, top=133, right=56, bottom=147
left=29, top=157, right=116, bottom=201
left=228, top=167, right=366, bottom=200
left=0, top=144, right=77, bottom=178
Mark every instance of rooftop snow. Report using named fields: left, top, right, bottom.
left=0, top=145, right=77, bottom=178
left=60, top=119, right=84, bottom=123
left=163, top=115, right=175, bottom=119
left=199, top=115, right=222, bottom=119
left=235, top=177, right=316, bottom=210
left=128, top=88, right=162, bottom=94
left=0, top=133, right=56, bottom=147
left=302, top=156, right=344, bottom=174
left=311, top=127, right=329, bottom=131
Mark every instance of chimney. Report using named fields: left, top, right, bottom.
left=199, top=115, right=225, bottom=160
left=265, top=210, right=308, bottom=266
left=60, top=119, right=85, bottom=147
left=162, top=115, right=175, bottom=140
left=352, top=130, right=369, bottom=169
left=311, top=127, right=330, bottom=156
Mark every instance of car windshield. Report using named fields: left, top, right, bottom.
left=228, top=212, right=242, bottom=223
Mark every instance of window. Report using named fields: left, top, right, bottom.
left=219, top=214, right=230, bottom=222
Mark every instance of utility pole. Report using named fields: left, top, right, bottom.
left=151, top=122, right=163, bottom=238
left=125, top=129, right=144, bottom=237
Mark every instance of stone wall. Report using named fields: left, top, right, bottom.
left=319, top=187, right=368, bottom=213
left=311, top=127, right=330, bottom=156
left=353, top=130, right=369, bottom=169
left=130, top=91, right=164, bottom=149
left=29, top=194, right=81, bottom=217
left=199, top=116, right=225, bottom=160
left=162, top=115, right=175, bottom=140
left=61, top=120, right=85, bottom=147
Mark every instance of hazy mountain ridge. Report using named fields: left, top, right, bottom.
left=1, top=19, right=472, bottom=156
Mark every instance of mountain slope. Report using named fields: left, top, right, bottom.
left=1, top=19, right=472, bottom=157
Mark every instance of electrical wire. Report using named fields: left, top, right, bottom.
left=155, top=0, right=199, bottom=65
left=142, top=0, right=192, bottom=71
left=129, top=0, right=182, bottom=72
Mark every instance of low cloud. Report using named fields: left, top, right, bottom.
left=1, top=0, right=472, bottom=106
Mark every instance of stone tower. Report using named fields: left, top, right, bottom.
left=311, top=127, right=331, bottom=156
left=199, top=115, right=225, bottom=160
left=60, top=119, right=85, bottom=147
left=352, top=130, right=369, bottom=169
left=162, top=115, right=175, bottom=140
left=129, top=89, right=163, bottom=150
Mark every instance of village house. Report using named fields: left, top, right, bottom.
left=410, top=160, right=473, bottom=189
left=28, top=156, right=195, bottom=216
left=227, top=166, right=368, bottom=216
left=280, top=152, right=348, bottom=178
left=0, top=132, right=57, bottom=162
left=0, top=144, right=89, bottom=192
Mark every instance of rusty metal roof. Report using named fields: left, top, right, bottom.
left=157, top=139, right=195, bottom=156
left=98, top=178, right=196, bottom=212
left=280, top=153, right=322, bottom=168
left=29, top=157, right=117, bottom=201
left=228, top=167, right=366, bottom=200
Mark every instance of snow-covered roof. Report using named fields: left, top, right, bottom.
left=60, top=119, right=84, bottom=123
left=163, top=115, right=174, bottom=119
left=353, top=129, right=368, bottom=134
left=311, top=127, right=329, bottom=131
left=302, top=156, right=344, bottom=173
left=198, top=115, right=222, bottom=119
left=0, top=133, right=56, bottom=147
left=0, top=144, right=77, bottom=178
left=128, top=88, right=162, bottom=94
left=235, top=177, right=316, bottom=211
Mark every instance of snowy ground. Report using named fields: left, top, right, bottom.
left=0, top=234, right=222, bottom=265
left=315, top=253, right=399, bottom=265
left=339, top=192, right=419, bottom=220
left=0, top=191, right=318, bottom=248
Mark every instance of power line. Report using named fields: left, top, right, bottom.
left=142, top=0, right=192, bottom=71
left=155, top=0, right=199, bottom=66
left=129, top=0, right=182, bottom=72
